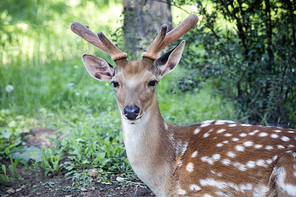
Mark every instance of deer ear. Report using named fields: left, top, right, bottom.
left=154, top=40, right=185, bottom=77
left=82, top=54, right=114, bottom=82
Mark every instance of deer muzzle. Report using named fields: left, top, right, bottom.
left=124, top=105, right=140, bottom=120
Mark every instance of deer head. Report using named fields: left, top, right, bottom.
left=70, top=15, right=198, bottom=124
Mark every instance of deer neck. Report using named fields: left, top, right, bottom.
left=121, top=99, right=174, bottom=196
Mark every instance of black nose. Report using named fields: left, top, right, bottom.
left=124, top=105, right=140, bottom=120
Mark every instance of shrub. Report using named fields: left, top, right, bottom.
left=173, top=0, right=296, bottom=127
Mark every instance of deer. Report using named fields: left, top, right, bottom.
left=70, top=14, right=296, bottom=197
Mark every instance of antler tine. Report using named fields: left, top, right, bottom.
left=142, top=14, right=198, bottom=60
left=70, top=22, right=127, bottom=61
left=97, top=32, right=127, bottom=61
left=142, top=25, right=168, bottom=60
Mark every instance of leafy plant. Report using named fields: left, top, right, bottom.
left=8, top=154, right=20, bottom=178
left=0, top=163, right=13, bottom=182
left=41, top=144, right=63, bottom=176
left=172, top=0, right=296, bottom=128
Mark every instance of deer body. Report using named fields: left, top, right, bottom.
left=71, top=15, right=296, bottom=196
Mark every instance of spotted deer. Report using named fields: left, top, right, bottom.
left=71, top=15, right=296, bottom=197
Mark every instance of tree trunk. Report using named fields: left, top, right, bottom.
left=122, top=0, right=172, bottom=57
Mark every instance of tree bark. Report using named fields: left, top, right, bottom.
left=122, top=0, right=172, bottom=57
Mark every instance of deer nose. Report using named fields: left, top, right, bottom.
left=124, top=105, right=140, bottom=120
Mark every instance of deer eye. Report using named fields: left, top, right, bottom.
left=111, top=81, right=119, bottom=88
left=148, top=80, right=158, bottom=87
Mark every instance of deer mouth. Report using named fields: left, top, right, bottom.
left=122, top=112, right=145, bottom=124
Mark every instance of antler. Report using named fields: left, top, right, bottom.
left=70, top=22, right=127, bottom=61
left=142, top=14, right=198, bottom=60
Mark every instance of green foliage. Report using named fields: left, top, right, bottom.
left=0, top=163, right=13, bottom=182
left=173, top=0, right=296, bottom=127
left=8, top=154, right=20, bottom=178
left=66, top=169, right=93, bottom=189
left=41, top=144, right=63, bottom=176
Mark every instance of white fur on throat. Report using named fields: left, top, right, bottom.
left=121, top=111, right=169, bottom=197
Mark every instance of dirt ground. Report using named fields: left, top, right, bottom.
left=0, top=129, right=155, bottom=197
left=0, top=166, right=155, bottom=197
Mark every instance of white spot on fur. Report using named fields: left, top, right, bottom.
left=274, top=129, right=281, bottom=133
left=194, top=128, right=200, bottom=135
left=201, top=156, right=214, bottom=165
left=223, top=140, right=229, bottom=144
left=243, top=141, right=254, bottom=147
left=201, top=156, right=208, bottom=163
left=273, top=155, right=278, bottom=161
left=228, top=182, right=240, bottom=192
left=288, top=145, right=294, bottom=148
left=217, top=143, right=223, bottom=147
left=288, top=130, right=295, bottom=133
left=240, top=183, right=252, bottom=193
left=249, top=130, right=259, bottom=135
left=236, top=145, right=244, bottom=151
left=186, top=163, right=194, bottom=172
left=217, top=129, right=226, bottom=133
left=178, top=189, right=186, bottom=195
left=176, top=140, right=182, bottom=154
left=189, top=184, right=201, bottom=191
left=241, top=124, right=251, bottom=126
left=239, top=165, right=247, bottom=171
left=233, top=162, right=247, bottom=171
left=229, top=124, right=237, bottom=127
left=259, top=132, right=268, bottom=137
left=256, top=159, right=265, bottom=167
left=254, top=144, right=263, bottom=149
left=221, top=159, right=231, bottom=166
left=281, top=136, right=290, bottom=141
left=200, top=178, right=228, bottom=189
left=192, top=151, right=198, bottom=158
left=266, top=159, right=273, bottom=164
left=203, top=194, right=213, bottom=197
left=224, top=133, right=232, bottom=137
left=215, top=120, right=229, bottom=125
left=169, top=133, right=174, bottom=145
left=277, top=145, right=285, bottom=149
left=271, top=134, right=278, bottom=138
left=181, top=141, right=188, bottom=156
left=265, top=145, right=273, bottom=150
left=246, top=161, right=256, bottom=168
left=239, top=133, right=247, bottom=137
left=276, top=167, right=296, bottom=196
left=200, top=120, right=214, bottom=127
left=215, top=191, right=230, bottom=196
left=203, top=132, right=210, bottom=138
left=232, top=138, right=239, bottom=141
left=253, top=185, right=269, bottom=197
left=217, top=172, right=222, bottom=177
left=212, top=154, right=221, bottom=161
left=178, top=161, right=182, bottom=167
left=227, top=151, right=236, bottom=158
left=164, top=123, right=168, bottom=130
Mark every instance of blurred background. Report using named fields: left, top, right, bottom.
left=0, top=0, right=295, bottom=186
